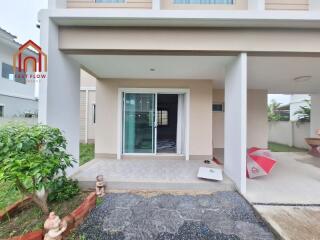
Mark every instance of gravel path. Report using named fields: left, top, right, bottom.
left=76, top=192, right=275, bottom=240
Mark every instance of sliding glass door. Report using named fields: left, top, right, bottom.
left=123, top=93, right=156, bottom=153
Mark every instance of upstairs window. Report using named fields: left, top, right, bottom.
left=1, top=63, right=26, bottom=84
left=96, top=0, right=125, bottom=3
left=174, top=0, right=234, bottom=4
left=1, top=63, right=14, bottom=80
left=0, top=106, right=4, bottom=117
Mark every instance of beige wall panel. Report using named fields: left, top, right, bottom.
left=212, top=89, right=268, bottom=149
left=265, top=0, right=309, bottom=10
left=212, top=89, right=225, bottom=149
left=60, top=28, right=320, bottom=54
left=95, top=79, right=213, bottom=157
left=81, top=69, right=96, bottom=88
left=67, top=0, right=152, bottom=8
left=247, top=90, right=268, bottom=148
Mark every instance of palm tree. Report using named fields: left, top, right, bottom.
left=294, top=100, right=311, bottom=122
left=268, top=100, right=282, bottom=121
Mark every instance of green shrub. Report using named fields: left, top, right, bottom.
left=0, top=123, right=74, bottom=213
left=48, top=177, right=80, bottom=202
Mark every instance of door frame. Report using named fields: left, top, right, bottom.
left=117, top=88, right=190, bottom=160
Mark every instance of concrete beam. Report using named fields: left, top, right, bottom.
left=224, top=53, right=247, bottom=194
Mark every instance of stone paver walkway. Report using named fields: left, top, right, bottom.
left=76, top=192, right=275, bottom=240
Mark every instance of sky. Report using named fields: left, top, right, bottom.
left=0, top=0, right=48, bottom=45
left=268, top=94, right=291, bottom=106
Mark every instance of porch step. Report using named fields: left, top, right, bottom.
left=78, top=179, right=235, bottom=193
left=72, top=158, right=235, bottom=193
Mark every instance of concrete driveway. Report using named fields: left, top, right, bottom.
left=75, top=192, right=274, bottom=240
left=247, top=152, right=320, bottom=204
left=246, top=152, right=320, bottom=240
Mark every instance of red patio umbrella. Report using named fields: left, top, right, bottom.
left=246, top=147, right=277, bottom=179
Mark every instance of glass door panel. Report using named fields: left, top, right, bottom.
left=123, top=93, right=155, bottom=153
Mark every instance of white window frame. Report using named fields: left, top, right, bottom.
left=212, top=102, right=225, bottom=112
left=117, top=88, right=190, bottom=160
left=92, top=103, right=96, bottom=124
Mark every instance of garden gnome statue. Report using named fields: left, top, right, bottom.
left=96, top=175, right=106, bottom=197
left=44, top=212, right=67, bottom=240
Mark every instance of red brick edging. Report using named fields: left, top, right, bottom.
left=0, top=197, right=32, bottom=221
left=2, top=192, right=97, bottom=240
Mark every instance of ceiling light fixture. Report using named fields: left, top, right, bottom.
left=293, top=75, right=312, bottom=83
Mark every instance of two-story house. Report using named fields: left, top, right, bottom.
left=0, top=28, right=38, bottom=120
left=38, top=0, right=320, bottom=193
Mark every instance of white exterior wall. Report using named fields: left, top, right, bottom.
left=39, top=14, right=80, bottom=174
left=311, top=94, right=320, bottom=137
left=268, top=121, right=310, bottom=149
left=80, top=89, right=96, bottom=143
left=224, top=53, right=247, bottom=194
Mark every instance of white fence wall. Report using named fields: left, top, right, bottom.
left=0, top=117, right=38, bottom=126
left=269, top=121, right=310, bottom=149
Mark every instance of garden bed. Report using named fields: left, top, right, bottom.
left=0, top=192, right=95, bottom=239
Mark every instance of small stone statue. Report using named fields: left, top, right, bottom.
left=44, top=212, right=67, bottom=240
left=96, top=175, right=106, bottom=197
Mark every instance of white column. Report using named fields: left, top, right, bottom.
left=224, top=53, right=247, bottom=194
left=152, top=0, right=161, bottom=10
left=310, top=0, right=320, bottom=11
left=310, top=94, right=320, bottom=137
left=248, top=0, right=265, bottom=11
left=39, top=12, right=80, bottom=175
left=49, top=0, right=67, bottom=9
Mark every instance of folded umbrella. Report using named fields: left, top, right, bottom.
left=246, top=147, right=277, bottom=179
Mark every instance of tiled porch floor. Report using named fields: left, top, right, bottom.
left=72, top=158, right=234, bottom=192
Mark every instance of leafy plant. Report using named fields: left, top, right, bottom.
left=48, top=177, right=80, bottom=203
left=96, top=197, right=103, bottom=206
left=268, top=100, right=289, bottom=121
left=294, top=100, right=311, bottom=122
left=0, top=123, right=74, bottom=214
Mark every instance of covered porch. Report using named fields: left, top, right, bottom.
left=39, top=21, right=320, bottom=195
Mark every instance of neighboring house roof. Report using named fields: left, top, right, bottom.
left=278, top=104, right=289, bottom=111
left=0, top=26, right=36, bottom=57
left=0, top=27, right=16, bottom=41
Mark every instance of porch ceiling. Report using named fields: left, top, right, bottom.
left=71, top=54, right=320, bottom=93
left=71, top=55, right=234, bottom=86
left=248, top=56, right=320, bottom=94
